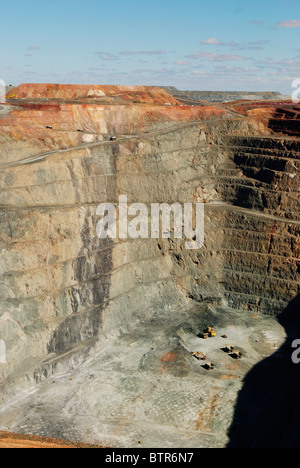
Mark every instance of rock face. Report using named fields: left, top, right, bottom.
left=0, top=85, right=299, bottom=448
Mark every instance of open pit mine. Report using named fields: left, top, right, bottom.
left=0, top=84, right=299, bottom=448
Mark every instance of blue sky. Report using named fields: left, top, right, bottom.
left=0, top=0, right=300, bottom=93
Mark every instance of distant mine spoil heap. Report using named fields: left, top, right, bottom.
left=0, top=84, right=299, bottom=448
left=8, top=83, right=181, bottom=104
left=162, top=87, right=291, bottom=104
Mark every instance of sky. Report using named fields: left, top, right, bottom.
left=0, top=0, right=300, bottom=93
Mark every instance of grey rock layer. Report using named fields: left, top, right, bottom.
left=0, top=104, right=299, bottom=447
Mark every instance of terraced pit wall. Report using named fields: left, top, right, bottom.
left=0, top=98, right=299, bottom=390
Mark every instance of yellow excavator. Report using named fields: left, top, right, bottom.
left=205, top=327, right=217, bottom=337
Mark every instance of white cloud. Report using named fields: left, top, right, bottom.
left=201, top=38, right=222, bottom=45
left=120, top=50, right=166, bottom=56
left=187, top=52, right=246, bottom=62
left=248, top=40, right=270, bottom=50
left=174, top=60, right=190, bottom=67
left=89, top=67, right=107, bottom=71
left=276, top=20, right=300, bottom=28
left=95, top=51, right=119, bottom=61
left=200, top=38, right=268, bottom=51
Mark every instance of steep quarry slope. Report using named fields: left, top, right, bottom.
left=0, top=85, right=299, bottom=448
left=228, top=99, right=300, bottom=138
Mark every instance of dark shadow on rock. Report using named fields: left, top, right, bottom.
left=48, top=217, right=114, bottom=355
left=227, top=295, right=300, bottom=448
